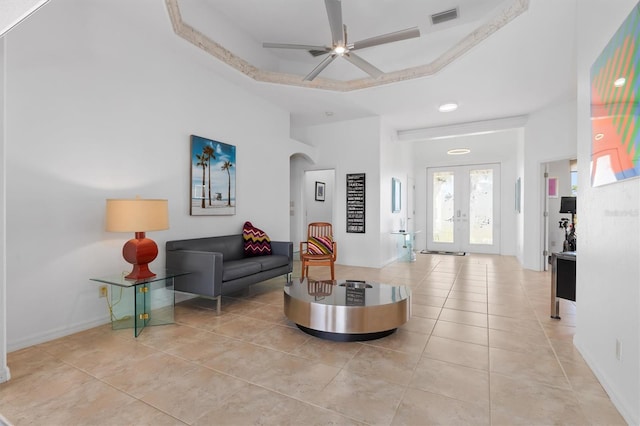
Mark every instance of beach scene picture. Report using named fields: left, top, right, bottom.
left=190, top=135, right=236, bottom=215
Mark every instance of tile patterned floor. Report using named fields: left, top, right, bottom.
left=0, top=255, right=626, bottom=425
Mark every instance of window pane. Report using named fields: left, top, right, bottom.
left=433, top=172, right=454, bottom=243
left=469, top=169, right=493, bottom=245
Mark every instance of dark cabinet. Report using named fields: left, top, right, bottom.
left=550, top=251, right=576, bottom=319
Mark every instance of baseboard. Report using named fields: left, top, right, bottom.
left=0, top=364, right=10, bottom=383
left=420, top=250, right=466, bottom=256
left=574, top=337, right=637, bottom=425
left=0, top=412, right=12, bottom=426
left=7, top=316, right=110, bottom=353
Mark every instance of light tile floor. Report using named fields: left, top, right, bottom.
left=0, top=254, right=626, bottom=425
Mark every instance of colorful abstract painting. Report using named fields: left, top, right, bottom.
left=590, top=4, right=640, bottom=187
left=190, top=135, right=236, bottom=216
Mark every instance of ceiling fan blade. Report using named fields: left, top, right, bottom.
left=344, top=52, right=383, bottom=78
left=263, top=42, right=330, bottom=51
left=304, top=54, right=337, bottom=81
left=325, top=0, right=344, bottom=46
left=309, top=49, right=331, bottom=57
left=351, top=27, right=420, bottom=51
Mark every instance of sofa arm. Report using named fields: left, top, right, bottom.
left=166, top=250, right=224, bottom=298
left=271, top=240, right=292, bottom=257
left=271, top=241, right=293, bottom=268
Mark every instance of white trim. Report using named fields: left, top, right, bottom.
left=574, top=337, right=637, bottom=425
left=397, top=115, right=529, bottom=142
left=7, top=317, right=109, bottom=353
left=0, top=36, right=8, bottom=384
left=0, top=0, right=51, bottom=38
left=164, top=0, right=529, bottom=91
left=0, top=365, right=9, bottom=383
left=0, top=412, right=12, bottom=426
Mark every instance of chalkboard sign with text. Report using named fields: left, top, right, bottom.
left=346, top=173, right=366, bottom=233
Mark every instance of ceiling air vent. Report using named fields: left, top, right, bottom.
left=431, top=8, right=459, bottom=25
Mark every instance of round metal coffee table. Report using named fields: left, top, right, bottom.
left=283, top=278, right=411, bottom=341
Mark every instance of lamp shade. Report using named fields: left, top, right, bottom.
left=106, top=198, right=169, bottom=232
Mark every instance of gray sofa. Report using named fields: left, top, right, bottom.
left=166, top=234, right=293, bottom=314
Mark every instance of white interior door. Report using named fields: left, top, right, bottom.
left=427, top=164, right=501, bottom=254
left=407, top=176, right=415, bottom=233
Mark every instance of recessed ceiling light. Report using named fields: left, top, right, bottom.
left=325, top=111, right=334, bottom=117
left=439, top=102, right=458, bottom=112
left=614, top=77, right=626, bottom=87
left=447, top=148, right=470, bottom=155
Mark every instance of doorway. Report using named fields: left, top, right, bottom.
left=542, top=159, right=576, bottom=270
left=426, top=164, right=501, bottom=254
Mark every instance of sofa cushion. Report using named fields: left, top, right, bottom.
left=249, top=255, right=290, bottom=271
left=222, top=259, right=261, bottom=281
left=307, top=235, right=333, bottom=255
left=243, top=221, right=272, bottom=257
left=166, top=234, right=245, bottom=261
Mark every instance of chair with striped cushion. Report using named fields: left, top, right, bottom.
left=300, top=222, right=337, bottom=280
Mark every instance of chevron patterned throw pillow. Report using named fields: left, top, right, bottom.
left=243, top=221, right=272, bottom=257
left=307, top=235, right=333, bottom=255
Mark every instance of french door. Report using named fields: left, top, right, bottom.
left=426, top=164, right=501, bottom=254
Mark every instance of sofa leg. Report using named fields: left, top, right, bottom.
left=216, top=296, right=221, bottom=315
left=286, top=272, right=292, bottom=283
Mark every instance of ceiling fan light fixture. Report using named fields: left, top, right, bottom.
left=262, top=0, right=421, bottom=81
left=439, top=102, right=458, bottom=112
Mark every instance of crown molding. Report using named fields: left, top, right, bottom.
left=0, top=0, right=50, bottom=38
left=165, top=0, right=529, bottom=92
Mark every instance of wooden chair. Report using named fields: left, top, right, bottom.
left=300, top=222, right=337, bottom=280
left=307, top=279, right=334, bottom=300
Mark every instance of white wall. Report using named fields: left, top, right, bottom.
left=380, top=120, right=412, bottom=265
left=292, top=117, right=382, bottom=268
left=304, top=169, right=334, bottom=225
left=4, top=0, right=307, bottom=351
left=411, top=129, right=518, bottom=256
left=574, top=0, right=640, bottom=423
left=521, top=100, right=577, bottom=270
left=515, top=129, right=525, bottom=264
left=0, top=37, right=9, bottom=382
left=289, top=154, right=310, bottom=251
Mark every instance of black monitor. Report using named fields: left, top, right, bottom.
left=559, top=196, right=577, bottom=213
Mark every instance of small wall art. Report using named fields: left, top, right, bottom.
left=346, top=173, right=366, bottom=233
left=190, top=135, right=236, bottom=216
left=315, top=181, right=325, bottom=201
left=547, top=177, right=558, bottom=198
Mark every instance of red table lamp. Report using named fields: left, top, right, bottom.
left=106, top=197, right=169, bottom=280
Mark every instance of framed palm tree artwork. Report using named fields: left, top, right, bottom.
left=190, top=135, right=236, bottom=216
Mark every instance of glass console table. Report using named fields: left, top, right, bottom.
left=390, top=230, right=421, bottom=262
left=90, top=269, right=189, bottom=337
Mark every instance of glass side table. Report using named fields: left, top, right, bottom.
left=90, top=269, right=190, bottom=337
left=390, top=230, right=421, bottom=262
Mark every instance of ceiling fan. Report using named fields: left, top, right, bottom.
left=262, top=0, right=421, bottom=81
